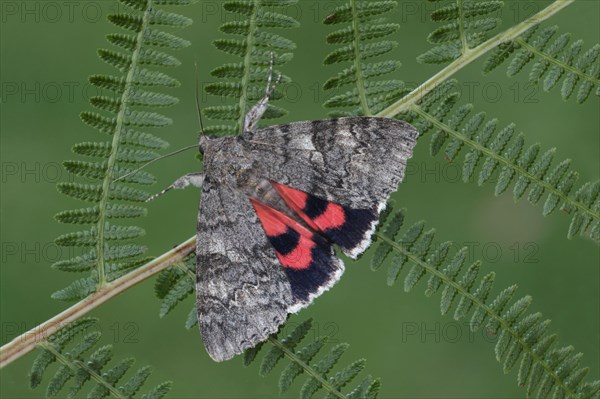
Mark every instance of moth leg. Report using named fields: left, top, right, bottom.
left=243, top=52, right=282, bottom=133
left=146, top=172, right=204, bottom=202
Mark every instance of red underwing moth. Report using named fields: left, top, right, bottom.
left=152, top=65, right=418, bottom=362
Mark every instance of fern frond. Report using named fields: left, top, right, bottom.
left=52, top=245, right=147, bottom=272
left=53, top=0, right=192, bottom=299
left=399, top=80, right=599, bottom=243
left=483, top=25, right=600, bottom=103
left=63, top=161, right=156, bottom=185
left=418, top=0, right=504, bottom=64
left=322, top=1, right=406, bottom=116
left=29, top=318, right=171, bottom=399
left=204, top=0, right=299, bottom=135
left=372, top=208, right=599, bottom=398
left=153, top=253, right=197, bottom=326
left=244, top=318, right=380, bottom=399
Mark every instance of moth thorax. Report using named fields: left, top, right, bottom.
left=249, top=179, right=304, bottom=224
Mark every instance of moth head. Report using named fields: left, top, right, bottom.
left=198, top=134, right=209, bottom=155
left=199, top=135, right=249, bottom=172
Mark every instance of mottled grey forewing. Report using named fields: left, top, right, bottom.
left=242, top=117, right=418, bottom=211
left=196, top=178, right=293, bottom=362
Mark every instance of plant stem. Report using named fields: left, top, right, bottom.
left=267, top=337, right=347, bottom=399
left=39, top=342, right=126, bottom=399
left=458, top=0, right=468, bottom=53
left=350, top=0, right=371, bottom=116
left=95, top=1, right=155, bottom=287
left=237, top=0, right=259, bottom=133
left=377, top=0, right=575, bottom=118
left=515, top=37, right=600, bottom=86
left=376, top=232, right=581, bottom=399
left=0, top=237, right=195, bottom=369
left=413, top=106, right=600, bottom=222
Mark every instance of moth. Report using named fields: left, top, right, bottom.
left=151, top=64, right=418, bottom=362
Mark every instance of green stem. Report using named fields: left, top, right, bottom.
left=350, top=0, right=371, bottom=116
left=515, top=38, right=600, bottom=86
left=458, top=0, right=468, bottom=53
left=377, top=0, right=575, bottom=118
left=267, top=337, right=347, bottom=399
left=174, top=260, right=196, bottom=281
left=237, top=0, right=259, bottom=133
left=39, top=342, right=126, bottom=399
left=376, top=232, right=581, bottom=399
left=96, top=0, right=155, bottom=286
left=0, top=237, right=196, bottom=369
left=413, top=106, right=600, bottom=223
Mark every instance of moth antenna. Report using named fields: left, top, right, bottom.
left=146, top=185, right=174, bottom=203
left=194, top=60, right=206, bottom=138
left=112, top=144, right=198, bottom=183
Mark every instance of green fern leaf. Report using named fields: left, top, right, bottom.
left=483, top=24, right=599, bottom=103
left=140, top=381, right=173, bottom=399
left=324, top=359, right=366, bottom=398
left=324, top=1, right=396, bottom=25
left=279, top=337, right=327, bottom=394
left=323, top=0, right=403, bottom=116
left=403, top=229, right=436, bottom=292
left=87, top=358, right=135, bottom=399
left=260, top=319, right=312, bottom=376
left=204, top=0, right=298, bottom=135
left=408, top=84, right=599, bottom=242
left=419, top=0, right=505, bottom=63
left=300, top=343, right=349, bottom=399
left=30, top=317, right=170, bottom=398
left=372, top=208, right=599, bottom=397
left=121, top=365, right=152, bottom=397
left=185, top=307, right=198, bottom=330
left=244, top=318, right=378, bottom=399
left=53, top=0, right=191, bottom=298
left=153, top=254, right=196, bottom=322
left=387, top=220, right=425, bottom=286
left=159, top=276, right=194, bottom=318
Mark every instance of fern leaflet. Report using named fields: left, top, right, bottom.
left=245, top=318, right=380, bottom=399
left=154, top=253, right=198, bottom=328
left=204, top=0, right=299, bottom=135
left=322, top=0, right=407, bottom=116
left=397, top=79, right=599, bottom=243
left=29, top=318, right=171, bottom=399
left=53, top=0, right=192, bottom=301
left=483, top=25, right=600, bottom=103
left=418, top=0, right=504, bottom=64
left=372, top=207, right=599, bottom=399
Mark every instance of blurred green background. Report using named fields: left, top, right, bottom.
left=1, top=0, right=598, bottom=398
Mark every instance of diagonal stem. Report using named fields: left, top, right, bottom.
left=39, top=342, right=126, bottom=399
left=377, top=0, right=575, bottom=118
left=376, top=231, right=582, bottom=399
left=267, top=337, right=347, bottom=399
left=0, top=237, right=195, bottom=369
left=412, top=106, right=599, bottom=223
left=515, top=38, right=600, bottom=85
